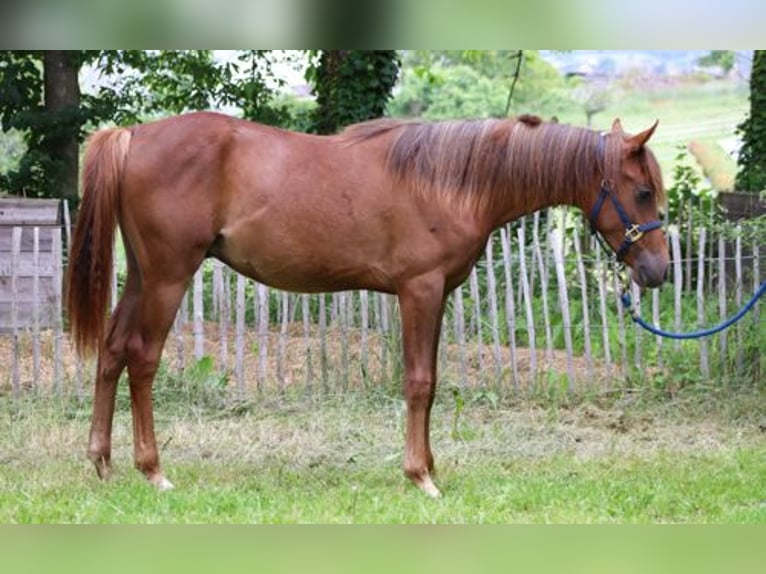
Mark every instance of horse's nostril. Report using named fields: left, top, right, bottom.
left=638, top=261, right=668, bottom=289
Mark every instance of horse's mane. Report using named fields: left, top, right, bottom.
left=340, top=115, right=665, bottom=211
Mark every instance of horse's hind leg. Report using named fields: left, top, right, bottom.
left=123, top=278, right=190, bottom=490
left=87, top=272, right=140, bottom=480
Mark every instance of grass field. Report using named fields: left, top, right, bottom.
left=1, top=384, right=763, bottom=524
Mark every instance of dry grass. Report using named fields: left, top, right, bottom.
left=3, top=374, right=761, bottom=474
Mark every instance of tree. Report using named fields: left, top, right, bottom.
left=0, top=50, right=280, bottom=205
left=698, top=50, right=735, bottom=73
left=219, top=50, right=291, bottom=125
left=389, top=50, right=570, bottom=120
left=735, top=50, right=766, bottom=193
left=306, top=50, right=400, bottom=134
left=572, top=80, right=611, bottom=127
left=392, top=64, right=508, bottom=120
left=0, top=50, right=91, bottom=202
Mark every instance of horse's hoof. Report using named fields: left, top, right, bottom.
left=148, top=474, right=175, bottom=491
left=411, top=472, right=442, bottom=498
left=90, top=455, right=112, bottom=481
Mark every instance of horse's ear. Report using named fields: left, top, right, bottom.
left=626, top=119, right=659, bottom=153
left=611, top=118, right=624, bottom=133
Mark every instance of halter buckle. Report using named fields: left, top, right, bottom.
left=625, top=224, right=644, bottom=243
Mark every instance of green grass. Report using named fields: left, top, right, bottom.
left=1, top=387, right=763, bottom=523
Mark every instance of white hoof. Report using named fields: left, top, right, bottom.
left=149, top=474, right=175, bottom=491
left=415, top=473, right=442, bottom=498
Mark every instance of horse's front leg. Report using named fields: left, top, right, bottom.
left=397, top=274, right=447, bottom=498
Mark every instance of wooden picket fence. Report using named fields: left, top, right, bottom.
left=1, top=210, right=764, bottom=397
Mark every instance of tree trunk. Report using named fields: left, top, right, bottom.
left=43, top=51, right=81, bottom=204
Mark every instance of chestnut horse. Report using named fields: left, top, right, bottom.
left=67, top=112, right=669, bottom=497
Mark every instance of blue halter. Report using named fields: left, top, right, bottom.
left=589, top=182, right=663, bottom=261
left=589, top=135, right=663, bottom=262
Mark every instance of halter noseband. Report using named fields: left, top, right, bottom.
left=589, top=135, right=663, bottom=262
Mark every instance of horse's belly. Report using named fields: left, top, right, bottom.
left=228, top=256, right=392, bottom=294
left=215, top=228, right=393, bottom=294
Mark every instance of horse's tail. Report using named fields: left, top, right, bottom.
left=66, top=127, right=132, bottom=356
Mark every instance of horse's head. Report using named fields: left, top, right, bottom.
left=589, top=118, right=669, bottom=288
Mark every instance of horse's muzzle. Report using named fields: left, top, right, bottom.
left=632, top=251, right=670, bottom=288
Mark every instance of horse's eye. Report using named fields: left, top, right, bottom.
left=636, top=186, right=653, bottom=203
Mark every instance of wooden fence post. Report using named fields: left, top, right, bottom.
left=595, top=243, right=612, bottom=376
left=734, top=225, right=744, bottom=375
left=516, top=226, right=537, bottom=379
left=469, top=266, right=484, bottom=379
left=32, top=227, right=41, bottom=389
left=696, top=228, right=709, bottom=378
left=193, top=268, right=205, bottom=360
left=235, top=274, right=246, bottom=394
left=212, top=261, right=222, bottom=321
left=257, top=282, right=269, bottom=392
left=320, top=293, right=331, bottom=391
left=52, top=227, right=64, bottom=395
left=360, top=290, right=369, bottom=382
left=376, top=293, right=388, bottom=384
left=572, top=232, right=593, bottom=379
left=217, top=263, right=229, bottom=371
left=500, top=227, right=519, bottom=391
left=631, top=280, right=642, bottom=369
left=173, top=292, right=187, bottom=374
left=339, top=292, right=349, bottom=390
left=302, top=294, right=314, bottom=390
left=671, top=231, right=683, bottom=353
left=277, top=291, right=289, bottom=391
left=485, top=238, right=502, bottom=386
left=613, top=259, right=627, bottom=377
left=532, top=211, right=553, bottom=364
left=452, top=285, right=468, bottom=387
left=652, top=288, right=662, bottom=369
left=717, top=236, right=727, bottom=376
left=550, top=229, right=575, bottom=392
left=11, top=227, right=21, bottom=397
left=63, top=199, right=72, bottom=255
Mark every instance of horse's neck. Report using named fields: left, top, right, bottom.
left=483, top=180, right=585, bottom=232
left=481, top=130, right=596, bottom=231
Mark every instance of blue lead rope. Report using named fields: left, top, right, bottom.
left=620, top=281, right=766, bottom=340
